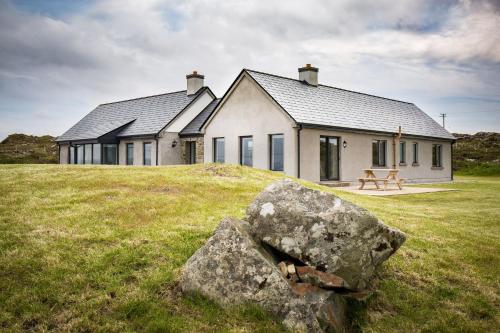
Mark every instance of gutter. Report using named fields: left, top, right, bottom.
left=297, top=124, right=302, bottom=178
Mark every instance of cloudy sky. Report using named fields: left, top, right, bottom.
left=1, top=0, right=499, bottom=140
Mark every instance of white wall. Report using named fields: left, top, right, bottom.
left=203, top=75, right=298, bottom=176
left=118, top=139, right=157, bottom=166
left=164, top=91, right=213, bottom=132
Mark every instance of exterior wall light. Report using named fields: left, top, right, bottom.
left=172, top=139, right=178, bottom=148
left=343, top=140, right=347, bottom=148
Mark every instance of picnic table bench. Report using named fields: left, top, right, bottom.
left=358, top=169, right=405, bottom=190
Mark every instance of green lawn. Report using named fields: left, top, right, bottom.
left=0, top=164, right=498, bottom=332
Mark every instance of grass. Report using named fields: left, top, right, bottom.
left=0, top=164, right=499, bottom=332
left=454, top=162, right=500, bottom=177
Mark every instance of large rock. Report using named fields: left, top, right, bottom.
left=246, top=180, right=406, bottom=290
left=180, top=217, right=347, bottom=332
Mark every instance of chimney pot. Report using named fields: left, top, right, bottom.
left=298, top=64, right=318, bottom=86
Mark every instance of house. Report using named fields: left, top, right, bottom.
left=201, top=65, right=455, bottom=183
left=56, top=71, right=217, bottom=166
left=56, top=65, right=455, bottom=184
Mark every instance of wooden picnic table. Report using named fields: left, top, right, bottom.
left=358, top=169, right=405, bottom=190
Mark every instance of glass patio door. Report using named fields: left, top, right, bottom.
left=320, top=136, right=340, bottom=181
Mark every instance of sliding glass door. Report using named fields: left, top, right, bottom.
left=320, top=136, right=340, bottom=181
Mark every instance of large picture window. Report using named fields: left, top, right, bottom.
left=372, top=140, right=387, bottom=167
left=239, top=136, right=253, bottom=167
left=432, top=144, right=442, bottom=167
left=76, top=145, right=84, bottom=164
left=92, top=144, right=101, bottom=164
left=213, top=138, right=225, bottom=163
left=412, top=142, right=419, bottom=165
left=103, top=144, right=117, bottom=165
left=270, top=134, right=284, bottom=171
left=69, top=146, right=75, bottom=164
left=143, top=142, right=152, bottom=166
left=84, top=144, right=92, bottom=164
left=399, top=141, right=406, bottom=165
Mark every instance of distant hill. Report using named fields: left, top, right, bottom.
left=453, top=132, right=500, bottom=176
left=0, top=134, right=58, bottom=164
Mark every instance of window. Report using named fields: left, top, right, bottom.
left=92, top=144, right=101, bottom=164
left=69, top=146, right=75, bottom=164
left=84, top=144, right=92, bottom=164
left=270, top=134, right=284, bottom=171
left=412, top=142, right=419, bottom=165
left=240, top=136, right=253, bottom=167
left=103, top=144, right=117, bottom=165
left=399, top=141, right=406, bottom=165
left=432, top=144, right=442, bottom=167
left=213, top=138, right=225, bottom=163
left=372, top=140, right=386, bottom=167
left=76, top=145, right=84, bottom=164
left=126, top=143, right=134, bottom=165
left=186, top=141, right=196, bottom=164
left=143, top=142, right=152, bottom=166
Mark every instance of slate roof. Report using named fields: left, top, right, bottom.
left=56, top=88, right=207, bottom=142
left=180, top=98, right=221, bottom=136
left=245, top=69, right=455, bottom=140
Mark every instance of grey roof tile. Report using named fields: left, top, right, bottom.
left=246, top=70, right=455, bottom=140
left=180, top=98, right=221, bottom=136
left=56, top=89, right=205, bottom=142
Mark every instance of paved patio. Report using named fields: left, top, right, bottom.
left=335, top=185, right=456, bottom=196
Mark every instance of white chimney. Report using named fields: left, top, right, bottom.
left=298, top=64, right=318, bottom=86
left=186, top=71, right=204, bottom=95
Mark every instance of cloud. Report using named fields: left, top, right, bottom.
left=0, top=0, right=499, bottom=139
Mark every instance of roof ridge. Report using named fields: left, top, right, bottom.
left=99, top=89, right=189, bottom=106
left=244, top=68, right=413, bottom=105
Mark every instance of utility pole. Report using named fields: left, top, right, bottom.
left=439, top=113, right=446, bottom=128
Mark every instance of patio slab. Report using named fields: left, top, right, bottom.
left=335, top=185, right=456, bottom=196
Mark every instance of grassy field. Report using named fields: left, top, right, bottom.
left=0, top=164, right=498, bottom=332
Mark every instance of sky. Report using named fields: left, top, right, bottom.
left=1, top=0, right=499, bottom=140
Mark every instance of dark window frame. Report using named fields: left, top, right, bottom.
left=213, top=137, right=225, bottom=163
left=102, top=143, right=118, bottom=165
left=320, top=136, right=341, bottom=181
left=186, top=141, right=196, bottom=164
left=269, top=133, right=284, bottom=171
left=126, top=143, right=134, bottom=165
left=432, top=144, right=442, bottom=168
left=239, top=136, right=253, bottom=167
left=412, top=142, right=419, bottom=165
left=372, top=140, right=387, bottom=167
left=143, top=142, right=152, bottom=166
left=399, top=141, right=406, bottom=165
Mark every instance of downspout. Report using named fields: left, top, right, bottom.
left=297, top=124, right=302, bottom=178
left=451, top=141, right=454, bottom=181
left=155, top=137, right=159, bottom=166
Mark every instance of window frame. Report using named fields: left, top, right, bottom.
left=143, top=142, right=152, bottom=166
left=372, top=140, right=387, bottom=168
left=213, top=137, right=225, bottom=163
left=399, top=141, right=406, bottom=165
left=239, top=136, right=253, bottom=167
left=126, top=143, right=134, bottom=165
left=186, top=141, right=196, bottom=164
left=269, top=133, right=284, bottom=171
left=432, top=144, right=443, bottom=168
left=102, top=144, right=118, bottom=165
left=412, top=142, right=419, bottom=166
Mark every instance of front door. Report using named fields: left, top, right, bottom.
left=187, top=141, right=196, bottom=164
left=320, top=136, right=340, bottom=180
